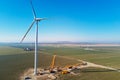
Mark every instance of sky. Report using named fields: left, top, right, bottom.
left=0, top=0, right=120, bottom=43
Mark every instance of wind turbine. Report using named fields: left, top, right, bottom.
left=20, top=0, right=46, bottom=75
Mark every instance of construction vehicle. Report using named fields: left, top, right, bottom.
left=61, top=70, right=70, bottom=74
left=49, top=55, right=71, bottom=74
left=48, top=55, right=87, bottom=75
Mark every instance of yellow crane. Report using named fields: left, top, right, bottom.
left=50, top=55, right=56, bottom=70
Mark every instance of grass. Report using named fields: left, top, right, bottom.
left=40, top=46, right=120, bottom=69
left=0, top=46, right=23, bottom=55
left=0, top=45, right=78, bottom=80
left=0, top=44, right=120, bottom=80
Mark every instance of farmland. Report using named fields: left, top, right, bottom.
left=0, top=43, right=120, bottom=80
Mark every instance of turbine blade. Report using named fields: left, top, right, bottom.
left=20, top=20, right=35, bottom=43
left=30, top=0, right=37, bottom=19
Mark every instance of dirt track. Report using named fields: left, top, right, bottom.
left=77, top=59, right=120, bottom=72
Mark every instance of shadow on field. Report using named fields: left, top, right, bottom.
left=73, top=68, right=118, bottom=74
left=81, top=69, right=118, bottom=73
left=81, top=70, right=115, bottom=73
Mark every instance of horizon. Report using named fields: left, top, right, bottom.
left=0, top=0, right=120, bottom=42
left=1, top=41, right=120, bottom=44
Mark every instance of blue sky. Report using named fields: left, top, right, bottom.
left=0, top=0, right=120, bottom=42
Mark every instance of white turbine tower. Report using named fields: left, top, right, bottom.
left=20, top=0, right=46, bottom=75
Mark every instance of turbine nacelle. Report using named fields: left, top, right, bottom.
left=35, top=18, right=46, bottom=21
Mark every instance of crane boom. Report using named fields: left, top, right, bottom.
left=50, top=55, right=56, bottom=69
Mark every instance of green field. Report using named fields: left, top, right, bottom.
left=0, top=45, right=78, bottom=80
left=0, top=44, right=120, bottom=80
left=41, top=46, right=120, bottom=68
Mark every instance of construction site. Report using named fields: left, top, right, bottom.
left=20, top=53, right=119, bottom=80
left=20, top=54, right=87, bottom=80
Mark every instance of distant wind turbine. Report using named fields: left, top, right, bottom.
left=20, top=0, right=46, bottom=75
